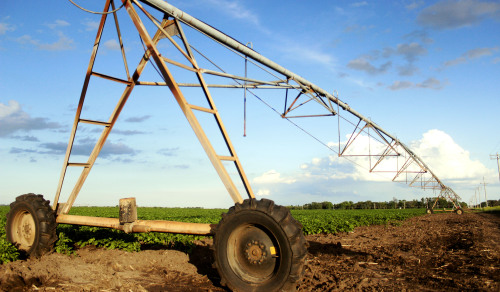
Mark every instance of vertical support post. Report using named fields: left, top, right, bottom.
left=119, top=197, right=137, bottom=224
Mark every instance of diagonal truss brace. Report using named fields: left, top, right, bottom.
left=56, top=0, right=459, bottom=212
left=53, top=0, right=254, bottom=213
left=136, top=0, right=457, bottom=196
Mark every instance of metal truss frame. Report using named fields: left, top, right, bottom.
left=53, top=0, right=459, bottom=214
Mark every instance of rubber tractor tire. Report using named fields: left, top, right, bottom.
left=455, top=208, right=463, bottom=215
left=213, top=198, right=307, bottom=292
left=6, top=194, right=57, bottom=258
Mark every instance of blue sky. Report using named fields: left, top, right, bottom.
left=1, top=0, right=499, bottom=208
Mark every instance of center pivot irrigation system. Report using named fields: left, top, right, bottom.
left=6, top=0, right=462, bottom=290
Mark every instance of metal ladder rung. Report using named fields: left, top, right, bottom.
left=218, top=155, right=236, bottom=161
left=91, top=71, right=132, bottom=85
left=67, top=163, right=91, bottom=167
left=189, top=104, right=216, bottom=114
left=79, top=119, right=111, bottom=127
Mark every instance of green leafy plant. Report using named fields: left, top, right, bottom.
left=1, top=205, right=426, bottom=264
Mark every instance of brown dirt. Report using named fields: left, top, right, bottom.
left=1, top=212, right=499, bottom=291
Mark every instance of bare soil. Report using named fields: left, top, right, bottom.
left=1, top=212, right=499, bottom=291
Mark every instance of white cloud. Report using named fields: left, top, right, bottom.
left=348, top=42, right=427, bottom=77
left=406, top=1, right=425, bottom=10
left=254, top=130, right=494, bottom=201
left=253, top=169, right=296, bottom=184
left=319, top=130, right=494, bottom=184
left=388, top=78, right=446, bottom=90
left=16, top=32, right=75, bottom=51
left=352, top=1, right=368, bottom=7
left=417, top=0, right=500, bottom=30
left=410, top=129, right=493, bottom=182
left=104, top=39, right=121, bottom=51
left=347, top=57, right=391, bottom=75
left=204, top=0, right=259, bottom=25
left=0, top=22, right=15, bottom=35
left=416, top=77, right=446, bottom=89
left=46, top=20, right=70, bottom=29
left=82, top=19, right=99, bottom=31
left=441, top=47, right=499, bottom=69
left=256, top=189, right=271, bottom=196
left=0, top=100, right=60, bottom=136
left=276, top=41, right=337, bottom=69
left=388, top=80, right=414, bottom=90
left=395, top=42, right=427, bottom=62
left=0, top=100, right=21, bottom=118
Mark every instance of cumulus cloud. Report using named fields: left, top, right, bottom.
left=256, top=130, right=492, bottom=197
left=398, top=64, right=419, bottom=76
left=253, top=170, right=296, bottom=184
left=388, top=80, right=414, bottom=90
left=46, top=20, right=70, bottom=29
left=204, top=0, right=259, bottom=26
left=395, top=43, right=427, bottom=62
left=388, top=77, right=446, bottom=90
left=0, top=100, right=60, bottom=136
left=16, top=31, right=75, bottom=51
left=352, top=1, right=368, bottom=7
left=417, top=0, right=500, bottom=30
left=125, top=115, right=151, bottom=123
left=0, top=22, right=15, bottom=35
left=277, top=41, right=336, bottom=68
left=441, top=47, right=499, bottom=69
left=347, top=57, right=391, bottom=75
left=108, top=129, right=146, bottom=135
left=82, top=19, right=99, bottom=31
left=103, top=39, right=121, bottom=51
left=348, top=42, right=426, bottom=77
left=403, top=30, right=434, bottom=44
left=256, top=189, right=271, bottom=196
left=11, top=135, right=39, bottom=142
left=37, top=139, right=136, bottom=158
left=410, top=129, right=493, bottom=182
left=416, top=77, right=446, bottom=89
left=158, top=147, right=179, bottom=157
left=246, top=130, right=495, bottom=204
left=406, top=1, right=425, bottom=10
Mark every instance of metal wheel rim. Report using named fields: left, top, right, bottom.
left=226, top=223, right=280, bottom=283
left=11, top=209, right=36, bottom=250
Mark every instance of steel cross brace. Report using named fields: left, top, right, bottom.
left=53, top=0, right=254, bottom=214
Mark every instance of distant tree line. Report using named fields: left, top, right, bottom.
left=288, top=197, right=472, bottom=210
left=475, top=200, right=500, bottom=208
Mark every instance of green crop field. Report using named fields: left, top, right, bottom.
left=0, top=205, right=426, bottom=264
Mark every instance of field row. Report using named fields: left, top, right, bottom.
left=0, top=205, right=425, bottom=264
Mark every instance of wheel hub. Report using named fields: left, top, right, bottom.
left=11, top=210, right=36, bottom=250
left=22, top=222, right=32, bottom=239
left=245, top=240, right=267, bottom=265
